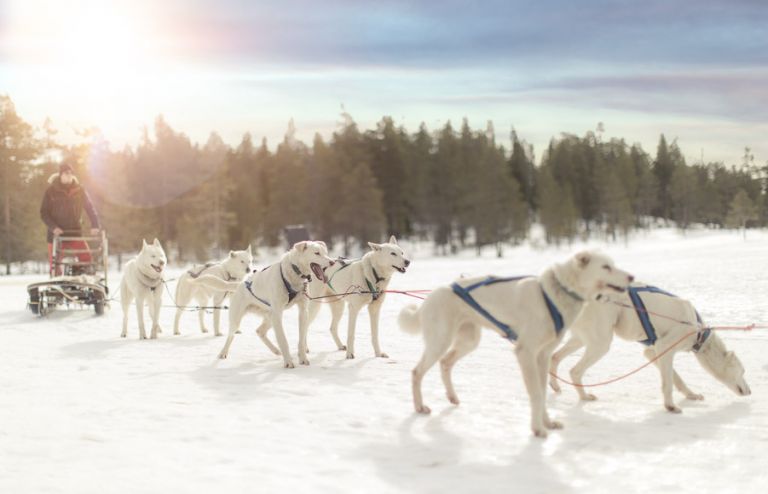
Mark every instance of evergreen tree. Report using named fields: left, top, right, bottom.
left=0, top=95, right=40, bottom=274
left=508, top=128, right=537, bottom=211
left=538, top=166, right=578, bottom=245
left=725, top=189, right=758, bottom=238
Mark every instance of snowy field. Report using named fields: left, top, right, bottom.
left=2, top=229, right=767, bottom=494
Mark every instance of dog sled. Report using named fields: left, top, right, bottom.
left=26, top=230, right=110, bottom=316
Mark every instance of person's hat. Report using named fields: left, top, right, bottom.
left=59, top=162, right=74, bottom=174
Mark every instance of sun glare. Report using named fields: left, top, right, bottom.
left=4, top=0, right=175, bottom=132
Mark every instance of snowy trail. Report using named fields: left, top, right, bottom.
left=2, top=230, right=767, bottom=493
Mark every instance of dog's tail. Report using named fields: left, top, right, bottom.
left=188, top=274, right=240, bottom=292
left=398, top=304, right=422, bottom=334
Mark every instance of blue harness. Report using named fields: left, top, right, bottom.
left=627, top=285, right=711, bottom=351
left=450, top=276, right=564, bottom=341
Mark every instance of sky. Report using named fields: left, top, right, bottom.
left=1, top=0, right=767, bottom=165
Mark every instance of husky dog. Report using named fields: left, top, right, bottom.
left=549, top=283, right=752, bottom=412
left=307, top=235, right=410, bottom=359
left=399, top=251, right=633, bottom=438
left=120, top=238, right=168, bottom=339
left=188, top=241, right=335, bottom=368
left=172, top=246, right=254, bottom=336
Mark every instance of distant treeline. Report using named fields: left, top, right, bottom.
left=1, top=94, right=766, bottom=272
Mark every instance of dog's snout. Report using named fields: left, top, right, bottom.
left=404, top=259, right=411, bottom=267
left=329, top=260, right=336, bottom=266
left=159, top=260, right=166, bottom=266
left=628, top=275, right=634, bottom=283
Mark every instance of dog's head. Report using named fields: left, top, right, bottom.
left=223, top=244, right=254, bottom=279
left=368, top=235, right=411, bottom=275
left=695, top=334, right=751, bottom=397
left=566, top=250, right=633, bottom=299
left=291, top=240, right=334, bottom=283
left=138, top=238, right=167, bottom=275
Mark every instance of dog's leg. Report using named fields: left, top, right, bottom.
left=271, top=310, right=295, bottom=368
left=173, top=283, right=191, bottom=336
left=120, top=282, right=133, bottom=338
left=218, top=299, right=246, bottom=359
left=672, top=370, right=703, bottom=401
left=256, top=320, right=279, bottom=355
left=440, top=323, right=481, bottom=405
left=412, top=312, right=455, bottom=414
left=536, top=340, right=564, bottom=430
left=644, top=347, right=681, bottom=413
left=516, top=344, right=548, bottom=437
left=345, top=302, right=363, bottom=359
left=195, top=294, right=209, bottom=334
left=134, top=293, right=147, bottom=340
left=212, top=292, right=227, bottom=336
left=568, top=335, right=612, bottom=401
left=297, top=301, right=310, bottom=365
left=549, top=335, right=584, bottom=393
left=368, top=299, right=387, bottom=358
left=173, top=307, right=184, bottom=336
left=328, top=300, right=346, bottom=351
left=149, top=288, right=163, bottom=339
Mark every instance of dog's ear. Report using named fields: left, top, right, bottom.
left=229, top=250, right=235, bottom=257
left=368, top=242, right=381, bottom=251
left=293, top=241, right=308, bottom=252
left=316, top=240, right=327, bottom=250
left=247, top=244, right=252, bottom=256
left=576, top=251, right=591, bottom=268
left=142, top=238, right=148, bottom=248
left=389, top=235, right=397, bottom=245
left=152, top=238, right=161, bottom=247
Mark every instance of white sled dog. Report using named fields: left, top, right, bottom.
left=399, top=251, right=633, bottom=438
left=189, top=241, right=335, bottom=368
left=120, top=238, right=168, bottom=339
left=172, top=246, right=254, bottom=336
left=307, top=235, right=411, bottom=359
left=549, top=283, right=751, bottom=412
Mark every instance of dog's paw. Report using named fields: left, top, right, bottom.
left=665, top=404, right=682, bottom=413
left=299, top=357, right=310, bottom=366
left=415, top=405, right=431, bottom=414
left=284, top=361, right=295, bottom=369
left=376, top=352, right=389, bottom=358
left=337, top=345, right=347, bottom=351
left=218, top=352, right=228, bottom=359
left=545, top=419, right=564, bottom=430
left=200, top=328, right=208, bottom=334
left=581, top=393, right=598, bottom=401
left=549, top=380, right=562, bottom=393
left=686, top=392, right=704, bottom=401
left=271, top=348, right=282, bottom=356
left=533, top=428, right=548, bottom=439
left=447, top=394, right=460, bottom=405
left=346, top=352, right=355, bottom=359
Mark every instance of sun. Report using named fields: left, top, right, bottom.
left=3, top=0, right=173, bottom=132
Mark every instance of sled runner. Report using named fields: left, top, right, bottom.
left=27, top=231, right=109, bottom=316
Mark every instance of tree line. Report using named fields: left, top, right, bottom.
left=1, top=94, right=766, bottom=273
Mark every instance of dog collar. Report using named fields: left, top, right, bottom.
left=291, top=263, right=312, bottom=282
left=692, top=327, right=712, bottom=353
left=552, top=274, right=584, bottom=302
left=137, top=264, right=164, bottom=290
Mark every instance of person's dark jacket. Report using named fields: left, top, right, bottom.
left=40, top=174, right=101, bottom=242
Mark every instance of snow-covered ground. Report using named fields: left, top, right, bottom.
left=2, top=229, right=767, bottom=494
